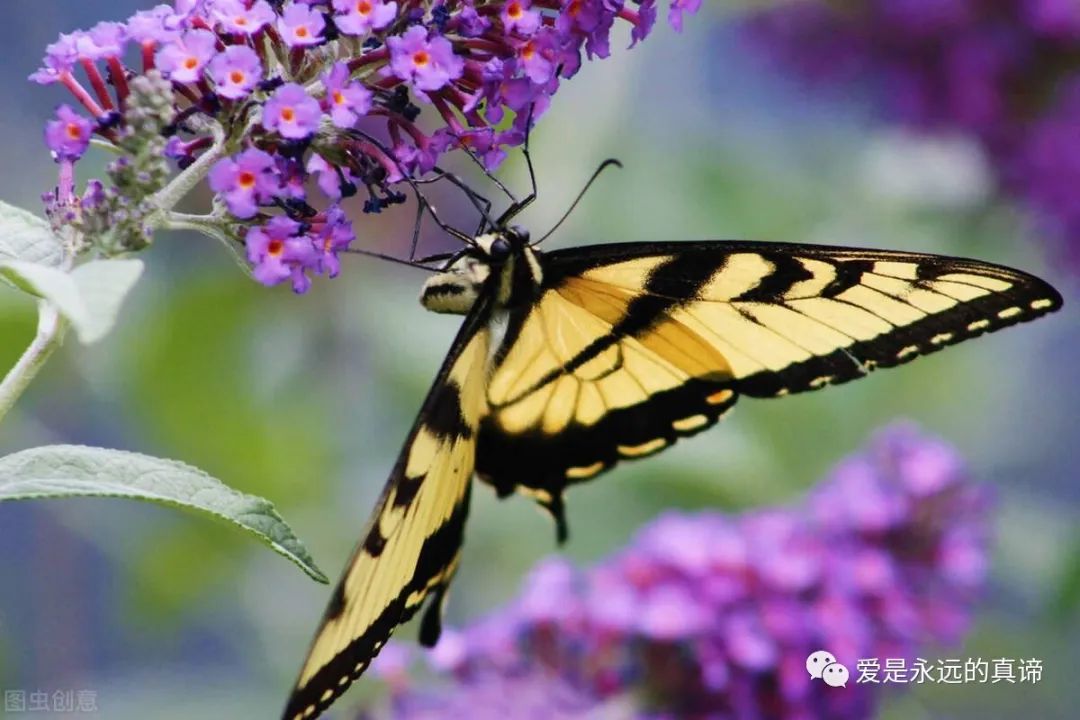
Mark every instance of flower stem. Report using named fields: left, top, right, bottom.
left=147, top=118, right=226, bottom=225
left=0, top=302, right=67, bottom=424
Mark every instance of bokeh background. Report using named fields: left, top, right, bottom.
left=0, top=2, right=1077, bottom=719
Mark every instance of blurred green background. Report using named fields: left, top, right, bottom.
left=0, top=3, right=1076, bottom=719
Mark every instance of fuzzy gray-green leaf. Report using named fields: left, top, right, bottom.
left=0, top=444, right=328, bottom=584
left=0, top=200, right=63, bottom=267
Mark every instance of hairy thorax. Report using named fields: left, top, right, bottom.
left=419, top=254, right=492, bottom=315
left=419, top=232, right=543, bottom=315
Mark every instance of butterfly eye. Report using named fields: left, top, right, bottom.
left=489, top=237, right=512, bottom=260
left=510, top=225, right=530, bottom=244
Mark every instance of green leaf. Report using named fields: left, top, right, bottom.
left=0, top=444, right=329, bottom=584
left=70, top=259, right=144, bottom=343
left=0, top=200, right=63, bottom=267
left=1049, top=532, right=1080, bottom=624
left=0, top=259, right=84, bottom=320
left=0, top=259, right=144, bottom=345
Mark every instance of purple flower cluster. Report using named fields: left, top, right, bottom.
left=369, top=424, right=992, bottom=719
left=33, top=0, right=699, bottom=292
left=738, top=0, right=1080, bottom=273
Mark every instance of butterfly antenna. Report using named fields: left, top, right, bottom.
left=342, top=247, right=443, bottom=272
left=497, top=103, right=539, bottom=226
left=420, top=166, right=499, bottom=236
left=533, top=158, right=622, bottom=246
left=407, top=191, right=425, bottom=260
left=345, top=129, right=478, bottom=250
left=456, top=143, right=519, bottom=207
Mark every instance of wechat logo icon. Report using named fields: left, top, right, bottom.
left=806, top=650, right=849, bottom=688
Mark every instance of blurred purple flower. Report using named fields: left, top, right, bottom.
left=738, top=0, right=1080, bottom=272
left=44, top=104, right=93, bottom=160
left=501, top=0, right=541, bottom=37
left=369, top=424, right=992, bottom=720
left=312, top=204, right=357, bottom=277
left=669, top=0, right=702, bottom=33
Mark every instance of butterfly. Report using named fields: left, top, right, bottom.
left=281, top=175, right=1062, bottom=720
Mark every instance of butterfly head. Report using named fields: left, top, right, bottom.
left=420, top=226, right=543, bottom=315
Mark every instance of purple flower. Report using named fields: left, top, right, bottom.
left=517, top=31, right=557, bottom=84
left=277, top=1, right=326, bottom=47
left=1025, top=0, right=1080, bottom=38
left=1011, top=77, right=1080, bottom=271
left=209, top=0, right=276, bottom=35
left=371, top=424, right=990, bottom=719
left=668, top=0, right=702, bottom=33
left=76, top=21, right=128, bottom=61
left=387, top=26, right=464, bottom=92
left=556, top=0, right=603, bottom=37
left=155, top=29, right=218, bottom=83
left=630, top=0, right=657, bottom=47
left=206, top=45, right=263, bottom=100
left=738, top=0, right=1080, bottom=272
left=245, top=216, right=317, bottom=292
left=457, top=128, right=520, bottom=171
left=44, top=105, right=94, bottom=160
left=457, top=2, right=491, bottom=37
left=31, top=0, right=698, bottom=288
left=321, top=62, right=373, bottom=128
left=306, top=153, right=355, bottom=200
left=332, top=0, right=397, bottom=36
left=312, top=204, right=355, bottom=277
left=262, top=82, right=323, bottom=139
left=30, top=33, right=80, bottom=84
left=501, top=0, right=541, bottom=37
left=208, top=148, right=279, bottom=218
left=126, top=5, right=182, bottom=45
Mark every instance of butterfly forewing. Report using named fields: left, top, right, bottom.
left=476, top=242, right=1062, bottom=524
left=282, top=302, right=491, bottom=720
left=284, top=236, right=1061, bottom=719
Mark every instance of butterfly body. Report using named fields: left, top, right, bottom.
left=420, top=227, right=544, bottom=316
left=283, top=229, right=1061, bottom=720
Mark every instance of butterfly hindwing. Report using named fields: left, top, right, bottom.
left=476, top=241, right=1062, bottom=525
left=282, top=303, right=491, bottom=720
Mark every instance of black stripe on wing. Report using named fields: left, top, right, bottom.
left=281, top=300, right=492, bottom=720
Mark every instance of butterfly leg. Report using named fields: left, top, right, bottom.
left=496, top=104, right=539, bottom=225
left=424, top=166, right=499, bottom=236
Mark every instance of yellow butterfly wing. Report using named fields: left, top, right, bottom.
left=475, top=242, right=1062, bottom=532
left=282, top=307, right=491, bottom=720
